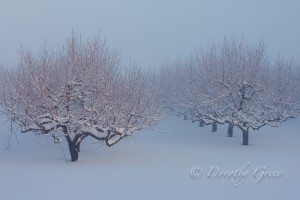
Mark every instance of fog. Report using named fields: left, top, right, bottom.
left=1, top=0, right=299, bottom=69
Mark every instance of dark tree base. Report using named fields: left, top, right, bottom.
left=183, top=115, right=188, bottom=120
left=68, top=142, right=79, bottom=162
left=212, top=122, right=217, bottom=132
left=228, top=123, right=234, bottom=137
left=199, top=120, right=204, bottom=127
left=242, top=130, right=249, bottom=145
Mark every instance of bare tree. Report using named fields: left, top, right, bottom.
left=169, top=37, right=299, bottom=145
left=0, top=33, right=162, bottom=161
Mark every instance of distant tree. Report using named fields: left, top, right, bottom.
left=0, top=33, right=162, bottom=161
left=169, top=37, right=299, bottom=145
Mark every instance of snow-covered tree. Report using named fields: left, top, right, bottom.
left=0, top=33, right=162, bottom=161
left=169, top=37, right=299, bottom=145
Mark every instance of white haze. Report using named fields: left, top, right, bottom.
left=0, top=0, right=300, bottom=69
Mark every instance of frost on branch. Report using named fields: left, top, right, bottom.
left=164, top=37, right=299, bottom=145
left=0, top=33, right=162, bottom=161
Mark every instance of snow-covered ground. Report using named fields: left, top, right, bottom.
left=0, top=115, right=299, bottom=200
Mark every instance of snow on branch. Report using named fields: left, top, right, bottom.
left=162, top=37, right=299, bottom=141
left=0, top=32, right=163, bottom=161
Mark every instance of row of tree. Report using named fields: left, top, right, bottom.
left=160, top=37, right=300, bottom=145
left=0, top=34, right=299, bottom=161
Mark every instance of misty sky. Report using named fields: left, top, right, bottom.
left=1, top=0, right=299, bottom=69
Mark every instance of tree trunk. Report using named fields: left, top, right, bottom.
left=212, top=122, right=217, bottom=132
left=228, top=123, right=234, bottom=137
left=199, top=120, right=204, bottom=127
left=68, top=141, right=79, bottom=162
left=77, top=143, right=81, bottom=152
left=242, top=129, right=249, bottom=145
